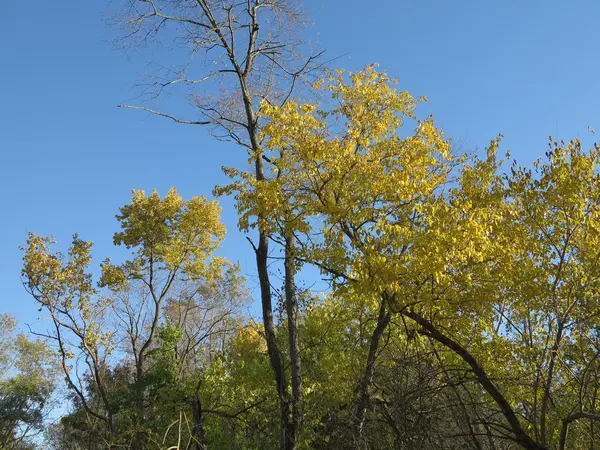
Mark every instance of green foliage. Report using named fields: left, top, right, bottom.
left=0, top=315, right=57, bottom=449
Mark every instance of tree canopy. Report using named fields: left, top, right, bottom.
left=3, top=2, right=600, bottom=450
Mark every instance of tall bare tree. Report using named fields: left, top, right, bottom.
left=114, top=2, right=324, bottom=448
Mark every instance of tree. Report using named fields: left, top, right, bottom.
left=114, top=2, right=324, bottom=446
left=21, top=188, right=244, bottom=449
left=0, top=314, right=57, bottom=449
left=251, top=66, right=531, bottom=447
left=254, top=62, right=600, bottom=448
left=222, top=64, right=459, bottom=445
left=495, top=139, right=600, bottom=449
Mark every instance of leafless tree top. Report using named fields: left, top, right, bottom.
left=112, top=0, right=325, bottom=149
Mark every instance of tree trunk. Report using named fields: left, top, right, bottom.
left=256, top=227, right=293, bottom=449
left=285, top=234, right=301, bottom=448
left=540, top=322, right=564, bottom=445
left=191, top=393, right=207, bottom=450
left=353, top=298, right=391, bottom=445
left=239, top=70, right=294, bottom=449
left=132, top=359, right=146, bottom=450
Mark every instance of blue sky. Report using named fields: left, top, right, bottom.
left=1, top=0, right=599, bottom=330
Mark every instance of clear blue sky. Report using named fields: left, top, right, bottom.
left=2, top=1, right=599, bottom=330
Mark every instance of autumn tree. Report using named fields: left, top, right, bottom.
left=220, top=64, right=459, bottom=445
left=493, top=139, right=600, bottom=449
left=249, top=63, right=600, bottom=449
left=252, top=66, right=524, bottom=447
left=21, top=188, right=244, bottom=449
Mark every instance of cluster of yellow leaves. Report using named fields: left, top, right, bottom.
left=218, top=66, right=465, bottom=304
left=22, top=188, right=231, bottom=362
left=104, top=188, right=228, bottom=285
left=217, top=63, right=600, bottom=446
left=231, top=321, right=267, bottom=356
left=22, top=234, right=96, bottom=311
left=246, top=67, right=505, bottom=313
left=21, top=233, right=114, bottom=354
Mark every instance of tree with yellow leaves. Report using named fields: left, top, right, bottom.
left=240, top=65, right=600, bottom=449
left=219, top=64, right=461, bottom=444
left=114, top=1, right=326, bottom=445
left=22, top=188, right=244, bottom=449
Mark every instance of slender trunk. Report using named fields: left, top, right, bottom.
left=353, top=298, right=391, bottom=445
left=403, top=309, right=547, bottom=450
left=256, top=226, right=292, bottom=449
left=243, top=82, right=293, bottom=449
left=540, top=322, right=564, bottom=445
left=133, top=359, right=146, bottom=450
left=106, top=422, right=117, bottom=450
left=191, top=393, right=207, bottom=450
left=285, top=234, right=301, bottom=447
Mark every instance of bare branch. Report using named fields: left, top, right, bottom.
left=118, top=104, right=211, bottom=125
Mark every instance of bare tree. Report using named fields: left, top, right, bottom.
left=114, top=2, right=324, bottom=448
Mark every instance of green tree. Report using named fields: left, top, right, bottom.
left=0, top=314, right=57, bottom=449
